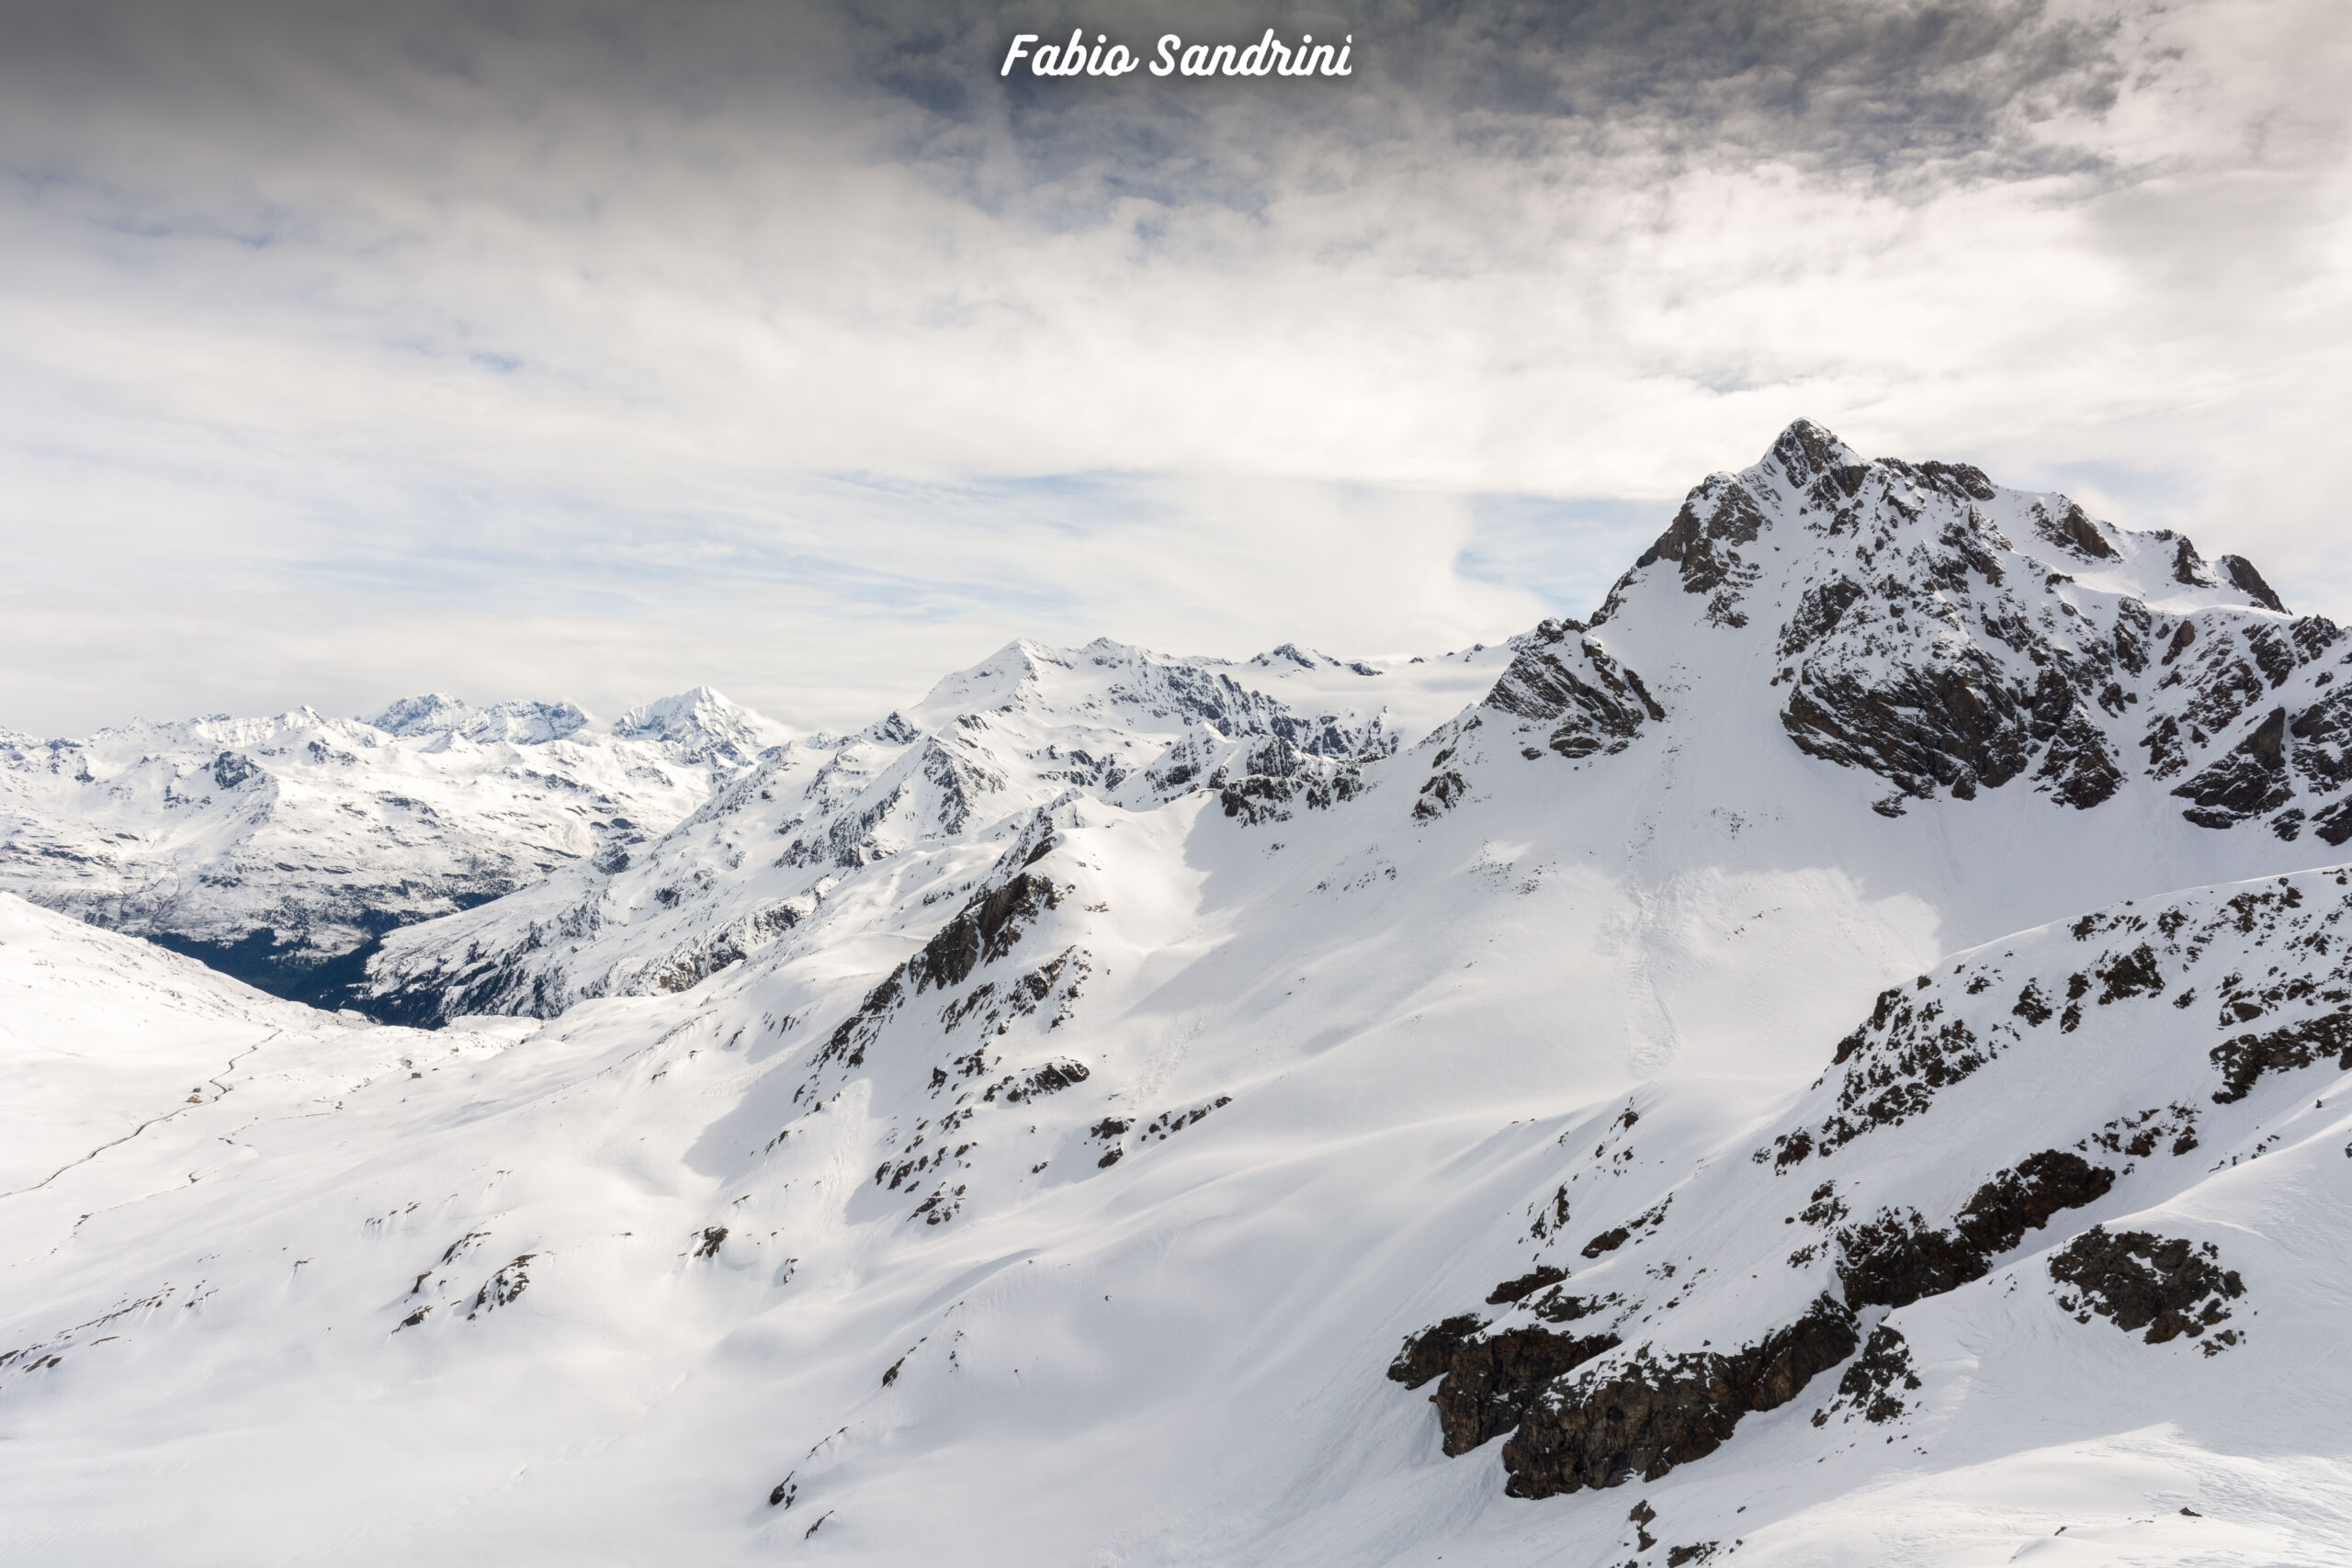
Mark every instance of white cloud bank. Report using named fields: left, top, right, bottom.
left=0, top=0, right=2346, bottom=733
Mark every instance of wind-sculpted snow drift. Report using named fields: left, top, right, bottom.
left=6, top=424, right=2352, bottom=1567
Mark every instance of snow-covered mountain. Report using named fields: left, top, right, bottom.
left=355, top=635, right=1486, bottom=1021
left=358, top=423, right=2346, bottom=1034
left=6, top=423, right=2350, bottom=1567
left=1423, top=419, right=2326, bottom=839
left=0, top=686, right=787, bottom=999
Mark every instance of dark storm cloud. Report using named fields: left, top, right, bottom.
left=0, top=0, right=2158, bottom=248
left=832, top=0, right=2131, bottom=197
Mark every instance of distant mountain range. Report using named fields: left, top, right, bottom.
left=0, top=684, right=786, bottom=1001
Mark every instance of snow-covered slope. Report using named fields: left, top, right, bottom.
left=0, top=686, right=786, bottom=998
left=6, top=423, right=2349, bottom=1566
left=6, top=853, right=2349, bottom=1565
left=356, top=636, right=1497, bottom=1022
left=1385, top=864, right=2352, bottom=1559
left=364, top=423, right=2349, bottom=1040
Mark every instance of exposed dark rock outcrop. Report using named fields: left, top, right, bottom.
left=1812, top=1323, right=1920, bottom=1427
left=1487, top=1265, right=1569, bottom=1305
left=980, top=1058, right=1089, bottom=1104
left=1209, top=735, right=1369, bottom=826
left=1498, top=1297, right=1856, bottom=1497
left=1835, top=1208, right=1989, bottom=1311
left=1598, top=422, right=2345, bottom=830
left=910, top=873, right=1059, bottom=996
left=1387, top=1320, right=1624, bottom=1457
left=1527, top=1289, right=1621, bottom=1324
left=1786, top=985, right=1996, bottom=1160
left=2175, top=707, right=2293, bottom=828
left=1951, top=1151, right=2117, bottom=1255
left=2049, top=1227, right=2245, bottom=1348
left=2217, top=554, right=2287, bottom=614
left=209, top=750, right=260, bottom=790
left=2208, top=1008, right=2352, bottom=1102
left=818, top=872, right=1064, bottom=1071
left=1483, top=620, right=1666, bottom=760
left=1411, top=768, right=1468, bottom=823
left=1387, top=1314, right=1487, bottom=1392
left=2032, top=500, right=2116, bottom=560
left=1781, top=660, right=2035, bottom=805
left=1838, top=1151, right=2113, bottom=1310
left=1626, top=476, right=1770, bottom=627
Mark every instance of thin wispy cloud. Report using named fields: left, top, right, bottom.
left=0, top=0, right=2346, bottom=734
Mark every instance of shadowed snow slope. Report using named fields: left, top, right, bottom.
left=5, top=424, right=2351, bottom=1566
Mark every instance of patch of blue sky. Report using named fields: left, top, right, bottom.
left=1456, top=492, right=1666, bottom=624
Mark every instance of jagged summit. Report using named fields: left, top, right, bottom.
left=1595, top=417, right=2280, bottom=631
left=1441, top=418, right=2338, bottom=830
left=1766, top=414, right=1866, bottom=480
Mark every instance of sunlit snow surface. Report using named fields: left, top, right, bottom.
left=7, top=426, right=2352, bottom=1564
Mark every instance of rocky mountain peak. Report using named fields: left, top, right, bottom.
left=1764, top=415, right=1866, bottom=488
left=1431, top=423, right=2344, bottom=835
left=2216, top=553, right=2288, bottom=614
left=615, top=686, right=785, bottom=767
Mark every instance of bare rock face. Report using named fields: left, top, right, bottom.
left=2049, top=1228, right=2245, bottom=1348
left=2175, top=706, right=2293, bottom=827
left=1835, top=1209, right=1994, bottom=1311
left=1498, top=1297, right=1857, bottom=1498
left=1579, top=418, right=2350, bottom=831
left=820, top=863, right=1066, bottom=1074
left=1814, top=1323, right=1921, bottom=1427
left=1780, top=660, right=2049, bottom=805
left=1629, top=474, right=1771, bottom=628
left=2209, top=1008, right=2352, bottom=1103
left=1758, top=456, right=2151, bottom=815
left=1838, top=1150, right=2114, bottom=1310
left=1386, top=1314, right=1486, bottom=1392
left=1486, top=1265, right=1569, bottom=1305
left=1482, top=620, right=1666, bottom=761
left=911, top=869, right=1061, bottom=996
left=1951, top=1150, right=2118, bottom=1251
left=2216, top=554, right=2287, bottom=614
left=1387, top=1320, right=1624, bottom=1456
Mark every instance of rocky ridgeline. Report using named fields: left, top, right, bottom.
left=1422, top=419, right=2346, bottom=834
left=1390, top=863, right=2352, bottom=1497
left=11, top=423, right=2327, bottom=1031
left=356, top=639, right=1405, bottom=1023
left=363, top=424, right=2348, bottom=1030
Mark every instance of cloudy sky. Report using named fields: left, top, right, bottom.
left=3, top=0, right=2347, bottom=735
